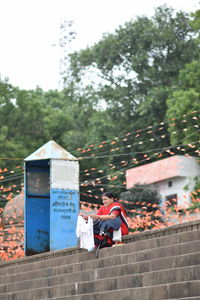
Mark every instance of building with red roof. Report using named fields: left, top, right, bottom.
left=126, top=155, right=200, bottom=208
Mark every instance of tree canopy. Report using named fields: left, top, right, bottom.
left=0, top=6, right=199, bottom=207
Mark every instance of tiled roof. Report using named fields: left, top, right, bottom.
left=126, top=155, right=198, bottom=188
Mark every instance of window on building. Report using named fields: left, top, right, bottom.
left=166, top=194, right=177, bottom=207
left=168, top=180, right=172, bottom=187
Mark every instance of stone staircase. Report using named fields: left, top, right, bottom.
left=0, top=220, right=200, bottom=300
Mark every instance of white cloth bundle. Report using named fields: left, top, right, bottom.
left=113, top=227, right=122, bottom=242
left=76, top=216, right=95, bottom=251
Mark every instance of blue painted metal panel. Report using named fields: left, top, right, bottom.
left=50, top=189, right=79, bottom=250
left=25, top=156, right=79, bottom=255
left=26, top=196, right=50, bottom=254
left=25, top=160, right=50, bottom=255
left=24, top=164, right=27, bottom=254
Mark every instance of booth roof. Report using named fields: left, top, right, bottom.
left=24, top=140, right=78, bottom=161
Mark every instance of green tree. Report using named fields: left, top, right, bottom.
left=166, top=9, right=200, bottom=151
left=119, top=184, right=162, bottom=232
left=0, top=79, right=21, bottom=169
left=166, top=60, right=200, bottom=147
left=70, top=6, right=198, bottom=150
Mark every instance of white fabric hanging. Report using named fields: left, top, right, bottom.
left=76, top=216, right=95, bottom=251
left=113, top=227, right=122, bottom=242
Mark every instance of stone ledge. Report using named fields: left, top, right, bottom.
left=123, top=219, right=200, bottom=243
left=0, top=219, right=199, bottom=269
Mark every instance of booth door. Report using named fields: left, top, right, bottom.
left=25, top=162, right=50, bottom=255
left=26, top=196, right=50, bottom=255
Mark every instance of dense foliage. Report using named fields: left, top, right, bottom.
left=0, top=6, right=199, bottom=207
left=119, top=184, right=162, bottom=231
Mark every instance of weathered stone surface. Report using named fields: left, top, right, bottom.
left=0, top=220, right=200, bottom=299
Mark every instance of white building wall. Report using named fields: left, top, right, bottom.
left=177, top=156, right=200, bottom=177
left=126, top=155, right=200, bottom=210
left=150, top=157, right=200, bottom=209
left=154, top=175, right=199, bottom=208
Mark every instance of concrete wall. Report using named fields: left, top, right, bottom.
left=153, top=175, right=197, bottom=208
left=126, top=156, right=200, bottom=208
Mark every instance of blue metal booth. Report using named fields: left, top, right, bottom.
left=24, top=140, right=79, bottom=255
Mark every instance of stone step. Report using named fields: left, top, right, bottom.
left=166, top=296, right=200, bottom=300
left=0, top=237, right=199, bottom=286
left=0, top=265, right=199, bottom=299
left=1, top=223, right=200, bottom=277
left=67, top=280, right=200, bottom=300
left=0, top=228, right=200, bottom=278
left=0, top=220, right=199, bottom=300
left=1, top=280, right=200, bottom=300
left=0, top=249, right=200, bottom=293
left=45, top=281, right=200, bottom=300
